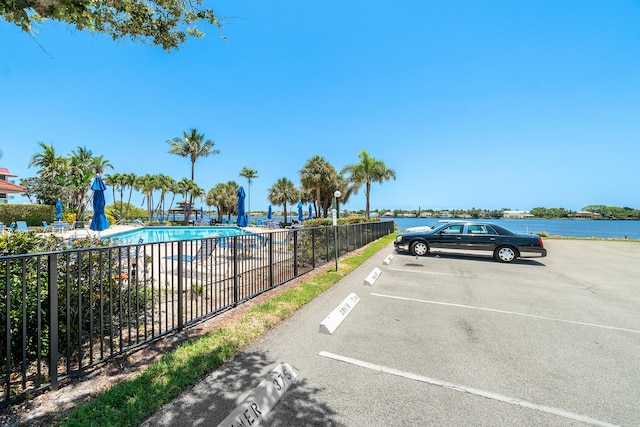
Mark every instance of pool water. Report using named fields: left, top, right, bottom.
left=105, top=226, right=245, bottom=244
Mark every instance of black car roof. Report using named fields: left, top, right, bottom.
left=427, top=221, right=517, bottom=236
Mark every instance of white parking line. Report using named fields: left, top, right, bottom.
left=318, top=351, right=620, bottom=427
left=370, top=293, right=640, bottom=334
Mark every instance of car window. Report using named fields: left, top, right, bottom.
left=485, top=225, right=498, bottom=235
left=466, top=225, right=485, bottom=234
left=466, top=224, right=499, bottom=235
left=441, top=224, right=464, bottom=234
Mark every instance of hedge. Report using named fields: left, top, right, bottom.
left=0, top=204, right=56, bottom=226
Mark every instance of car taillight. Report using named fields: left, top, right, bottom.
left=538, top=237, right=544, bottom=248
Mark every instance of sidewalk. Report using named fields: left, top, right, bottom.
left=141, top=241, right=396, bottom=426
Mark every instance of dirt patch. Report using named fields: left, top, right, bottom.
left=0, top=262, right=336, bottom=426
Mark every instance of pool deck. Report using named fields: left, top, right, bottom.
left=50, top=223, right=296, bottom=293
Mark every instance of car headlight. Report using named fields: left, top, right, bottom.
left=395, top=236, right=403, bottom=243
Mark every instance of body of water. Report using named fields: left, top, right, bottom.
left=387, top=217, right=640, bottom=240
left=154, top=215, right=640, bottom=240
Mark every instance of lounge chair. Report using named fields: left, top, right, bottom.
left=71, top=221, right=92, bottom=237
left=165, top=239, right=217, bottom=263
left=16, top=221, right=28, bottom=231
left=274, top=229, right=296, bottom=245
left=120, top=237, right=144, bottom=259
left=52, top=221, right=68, bottom=232
left=42, top=221, right=52, bottom=231
left=0, top=223, right=4, bottom=233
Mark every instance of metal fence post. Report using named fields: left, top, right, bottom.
left=268, top=236, right=274, bottom=287
left=47, top=254, right=58, bottom=391
left=177, top=242, right=183, bottom=331
left=293, top=230, right=298, bottom=277
left=311, top=228, right=316, bottom=269
left=333, top=225, right=338, bottom=271
left=233, top=236, right=239, bottom=306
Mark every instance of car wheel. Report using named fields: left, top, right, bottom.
left=494, top=246, right=518, bottom=263
left=410, top=241, right=429, bottom=256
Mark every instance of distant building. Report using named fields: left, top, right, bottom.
left=0, top=167, right=25, bottom=204
left=419, top=212, right=433, bottom=218
left=502, top=210, right=534, bottom=219
left=438, top=210, right=452, bottom=217
left=572, top=211, right=602, bottom=220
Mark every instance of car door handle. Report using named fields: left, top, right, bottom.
left=490, top=238, right=496, bottom=241
left=456, top=237, right=462, bottom=240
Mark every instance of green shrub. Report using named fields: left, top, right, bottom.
left=304, top=215, right=378, bottom=228
left=0, top=203, right=56, bottom=226
left=0, top=233, right=152, bottom=374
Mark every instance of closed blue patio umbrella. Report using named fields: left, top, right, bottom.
left=308, top=204, right=313, bottom=220
left=90, top=175, right=110, bottom=235
left=236, top=186, right=247, bottom=227
left=297, top=201, right=303, bottom=222
left=55, top=199, right=63, bottom=220
left=267, top=205, right=272, bottom=219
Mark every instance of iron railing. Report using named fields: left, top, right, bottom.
left=0, top=221, right=394, bottom=407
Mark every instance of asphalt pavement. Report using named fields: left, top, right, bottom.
left=142, top=239, right=640, bottom=427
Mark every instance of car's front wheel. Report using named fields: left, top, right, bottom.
left=410, top=241, right=429, bottom=256
left=494, top=246, right=518, bottom=263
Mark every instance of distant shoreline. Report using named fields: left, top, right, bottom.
left=380, top=216, right=639, bottom=221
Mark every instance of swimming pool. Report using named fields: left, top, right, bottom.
left=105, top=226, right=246, bottom=244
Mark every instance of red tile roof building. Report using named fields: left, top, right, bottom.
left=0, top=167, right=26, bottom=203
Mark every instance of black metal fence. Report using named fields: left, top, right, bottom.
left=0, top=221, right=394, bottom=407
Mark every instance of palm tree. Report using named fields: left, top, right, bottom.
left=28, top=142, right=68, bottom=203
left=153, top=174, right=176, bottom=222
left=268, top=177, right=300, bottom=224
left=207, top=183, right=226, bottom=223
left=104, top=172, right=123, bottom=220
left=176, top=178, right=203, bottom=223
left=135, top=174, right=157, bottom=222
left=167, top=128, right=220, bottom=180
left=69, top=146, right=100, bottom=220
left=299, top=155, right=336, bottom=218
left=29, top=142, right=65, bottom=177
left=91, top=154, right=113, bottom=175
left=222, top=180, right=239, bottom=222
left=239, top=167, right=258, bottom=218
left=341, top=150, right=396, bottom=219
left=165, top=179, right=180, bottom=216
left=122, top=172, right=137, bottom=220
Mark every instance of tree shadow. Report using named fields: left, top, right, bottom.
left=142, top=350, right=344, bottom=426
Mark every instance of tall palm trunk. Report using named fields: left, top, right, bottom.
left=365, top=182, right=372, bottom=218
left=125, top=186, right=134, bottom=220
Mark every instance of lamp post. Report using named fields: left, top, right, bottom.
left=333, top=190, right=341, bottom=271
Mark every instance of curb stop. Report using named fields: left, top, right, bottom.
left=364, top=267, right=382, bottom=286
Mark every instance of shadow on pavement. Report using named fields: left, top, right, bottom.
left=143, top=350, right=344, bottom=426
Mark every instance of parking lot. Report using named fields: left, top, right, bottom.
left=144, top=239, right=640, bottom=426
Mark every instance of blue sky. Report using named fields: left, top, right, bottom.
left=1, top=0, right=639, bottom=213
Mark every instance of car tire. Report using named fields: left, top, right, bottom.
left=410, top=241, right=429, bottom=256
left=494, top=246, right=518, bottom=263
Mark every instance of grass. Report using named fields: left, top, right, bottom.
left=56, top=233, right=398, bottom=427
left=540, top=234, right=640, bottom=242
